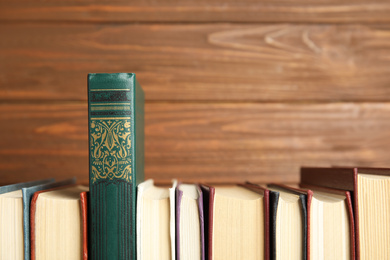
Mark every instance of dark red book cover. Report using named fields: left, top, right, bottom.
left=80, top=191, right=89, bottom=260
left=30, top=185, right=88, bottom=260
left=300, top=184, right=356, bottom=260
left=301, top=166, right=390, bottom=260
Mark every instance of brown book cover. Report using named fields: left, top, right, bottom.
left=300, top=184, right=356, bottom=260
left=300, top=167, right=390, bottom=260
left=30, top=185, right=88, bottom=260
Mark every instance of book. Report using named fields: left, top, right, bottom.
left=201, top=184, right=265, bottom=260
left=176, top=183, right=205, bottom=260
left=300, top=167, right=390, bottom=260
left=299, top=184, right=355, bottom=260
left=88, top=73, right=145, bottom=259
left=0, top=189, right=24, bottom=260
left=0, top=179, right=55, bottom=260
left=137, top=179, right=171, bottom=260
left=30, top=185, right=88, bottom=260
left=267, top=184, right=307, bottom=260
left=241, top=183, right=270, bottom=260
left=0, top=178, right=77, bottom=260
left=22, top=178, right=76, bottom=260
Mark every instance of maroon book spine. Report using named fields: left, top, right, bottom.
left=80, top=191, right=89, bottom=260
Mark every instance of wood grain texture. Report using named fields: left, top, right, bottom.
left=2, top=24, right=390, bottom=102
left=1, top=1, right=390, bottom=23
left=1, top=102, right=390, bottom=185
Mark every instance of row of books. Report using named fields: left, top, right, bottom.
left=1, top=166, right=389, bottom=260
left=86, top=73, right=389, bottom=260
left=2, top=73, right=388, bottom=260
left=138, top=167, right=390, bottom=260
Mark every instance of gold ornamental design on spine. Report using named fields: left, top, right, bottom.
left=90, top=119, right=132, bottom=183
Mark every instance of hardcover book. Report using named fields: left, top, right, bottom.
left=30, top=185, right=88, bottom=260
left=301, top=167, right=390, bottom=260
left=137, top=179, right=171, bottom=260
left=267, top=184, right=307, bottom=260
left=201, top=184, right=265, bottom=260
left=241, top=183, right=270, bottom=260
left=23, top=178, right=76, bottom=260
left=0, top=179, right=54, bottom=260
left=299, top=184, right=355, bottom=260
left=88, top=73, right=144, bottom=259
left=176, top=183, right=205, bottom=260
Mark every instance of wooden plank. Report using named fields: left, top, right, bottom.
left=2, top=23, right=390, bottom=102
left=1, top=102, right=390, bottom=185
left=1, top=1, right=390, bottom=23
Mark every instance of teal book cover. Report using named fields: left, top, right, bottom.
left=88, top=73, right=144, bottom=259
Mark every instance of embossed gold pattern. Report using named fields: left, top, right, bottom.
left=90, top=119, right=132, bottom=183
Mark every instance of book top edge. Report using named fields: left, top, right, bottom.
left=88, top=73, right=136, bottom=90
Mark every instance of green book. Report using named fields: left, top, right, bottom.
left=88, top=73, right=144, bottom=259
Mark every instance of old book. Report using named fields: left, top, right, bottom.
left=0, top=178, right=75, bottom=260
left=299, top=184, right=355, bottom=260
left=241, top=183, right=270, bottom=260
left=267, top=184, right=306, bottom=260
left=137, top=179, right=171, bottom=260
left=0, top=178, right=76, bottom=260
left=301, top=167, right=390, bottom=260
left=0, top=179, right=55, bottom=260
left=201, top=184, right=265, bottom=260
left=176, top=183, right=205, bottom=260
left=30, top=185, right=88, bottom=260
left=88, top=73, right=144, bottom=259
left=0, top=189, right=24, bottom=260
left=23, top=178, right=76, bottom=260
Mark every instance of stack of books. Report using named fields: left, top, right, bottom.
left=0, top=73, right=389, bottom=260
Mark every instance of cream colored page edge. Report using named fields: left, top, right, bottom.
left=136, top=179, right=154, bottom=260
left=169, top=179, right=178, bottom=260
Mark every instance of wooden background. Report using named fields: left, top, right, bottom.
left=1, top=1, right=390, bottom=185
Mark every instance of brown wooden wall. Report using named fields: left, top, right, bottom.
left=1, top=1, right=390, bottom=185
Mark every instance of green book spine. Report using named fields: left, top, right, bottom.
left=88, top=73, right=144, bottom=259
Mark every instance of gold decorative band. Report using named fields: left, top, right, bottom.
left=89, top=89, right=130, bottom=91
left=90, top=117, right=131, bottom=120
left=90, top=103, right=129, bottom=106
left=90, top=106, right=131, bottom=111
